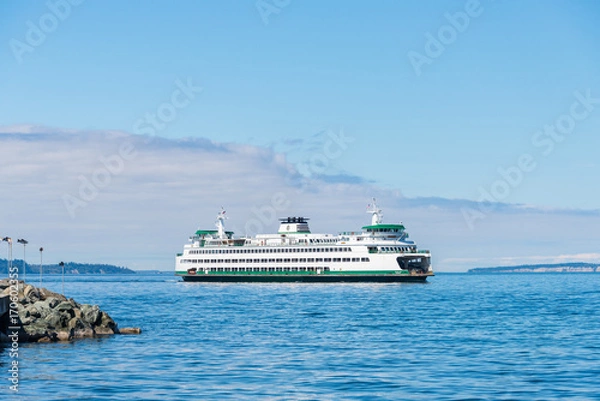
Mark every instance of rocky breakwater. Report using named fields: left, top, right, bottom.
left=0, top=279, right=141, bottom=343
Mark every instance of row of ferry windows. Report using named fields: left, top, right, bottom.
left=380, top=246, right=415, bottom=252
left=181, top=257, right=370, bottom=264
left=189, top=267, right=331, bottom=272
left=189, top=247, right=352, bottom=255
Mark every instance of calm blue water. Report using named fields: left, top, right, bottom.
left=2, top=273, right=600, bottom=400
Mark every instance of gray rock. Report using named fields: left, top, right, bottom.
left=119, top=327, right=142, bottom=335
left=81, top=304, right=102, bottom=326
left=55, top=301, right=75, bottom=318
left=94, top=326, right=115, bottom=336
left=24, top=321, right=50, bottom=337
left=27, top=304, right=42, bottom=319
left=24, top=285, right=40, bottom=302
left=31, top=301, right=52, bottom=319
left=56, top=330, right=72, bottom=342
left=67, top=317, right=92, bottom=332
left=99, top=311, right=118, bottom=332
left=44, top=310, right=70, bottom=330
left=46, top=297, right=60, bottom=309
left=73, top=328, right=95, bottom=339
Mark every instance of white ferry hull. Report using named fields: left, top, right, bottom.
left=178, top=272, right=433, bottom=283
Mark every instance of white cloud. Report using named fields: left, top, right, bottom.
left=1, top=126, right=599, bottom=272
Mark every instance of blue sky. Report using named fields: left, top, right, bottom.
left=1, top=1, right=599, bottom=271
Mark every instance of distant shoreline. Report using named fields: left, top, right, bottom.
left=468, top=262, right=600, bottom=274
left=0, top=259, right=136, bottom=275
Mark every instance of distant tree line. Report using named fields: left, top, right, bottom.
left=469, top=262, right=600, bottom=273
left=0, top=259, right=136, bottom=275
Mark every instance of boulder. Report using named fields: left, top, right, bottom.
left=73, top=328, right=95, bottom=339
left=81, top=304, right=102, bottom=326
left=119, top=327, right=142, bottom=335
left=67, top=317, right=90, bottom=332
left=46, top=297, right=60, bottom=309
left=55, top=301, right=75, bottom=318
left=56, top=330, right=72, bottom=342
left=99, top=311, right=118, bottom=332
left=94, top=326, right=115, bottom=336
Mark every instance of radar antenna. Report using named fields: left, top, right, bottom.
left=366, top=198, right=382, bottom=225
left=215, top=207, right=227, bottom=239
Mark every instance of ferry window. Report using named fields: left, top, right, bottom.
left=324, top=258, right=331, bottom=262
left=343, top=258, right=350, bottom=262
left=324, top=267, right=330, bottom=271
left=315, top=258, right=323, bottom=262
left=210, top=259, right=216, bottom=263
left=292, top=258, right=298, bottom=263
left=292, top=267, right=298, bottom=271
left=308, top=267, right=315, bottom=271
left=307, top=258, right=315, bottom=262
left=334, top=258, right=341, bottom=262
left=276, top=267, right=282, bottom=271
left=269, top=268, right=275, bottom=272
left=284, top=259, right=291, bottom=263
left=276, top=259, right=283, bottom=263
left=284, top=267, right=291, bottom=271
left=254, top=259, right=260, bottom=263
left=300, top=267, right=306, bottom=271
left=300, top=258, right=307, bottom=263
left=268, top=258, right=275, bottom=263
left=352, top=258, right=359, bottom=262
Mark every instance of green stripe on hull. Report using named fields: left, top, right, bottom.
left=176, top=272, right=432, bottom=283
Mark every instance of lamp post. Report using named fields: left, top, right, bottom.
left=17, top=239, right=28, bottom=282
left=2, top=237, right=12, bottom=279
left=59, top=261, right=65, bottom=295
left=39, top=247, right=44, bottom=288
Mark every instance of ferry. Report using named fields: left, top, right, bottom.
left=175, top=200, right=433, bottom=282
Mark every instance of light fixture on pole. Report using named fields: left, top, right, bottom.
left=17, top=239, right=28, bottom=282
left=2, top=237, right=12, bottom=279
left=39, top=247, right=44, bottom=288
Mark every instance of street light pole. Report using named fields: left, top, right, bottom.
left=39, top=247, right=44, bottom=288
left=17, top=239, right=28, bottom=283
left=2, top=237, right=12, bottom=280
left=59, top=261, right=65, bottom=295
